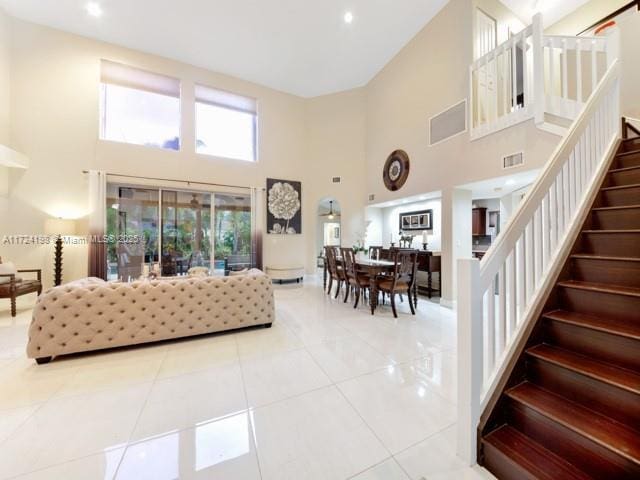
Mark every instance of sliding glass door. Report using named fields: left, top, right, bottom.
left=160, top=190, right=212, bottom=276
left=106, top=186, right=160, bottom=281
left=107, top=184, right=253, bottom=280
left=213, top=193, right=252, bottom=275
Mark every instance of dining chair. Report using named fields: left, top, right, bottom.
left=375, top=250, right=417, bottom=318
left=324, top=246, right=345, bottom=299
left=340, top=248, right=370, bottom=308
left=368, top=245, right=383, bottom=260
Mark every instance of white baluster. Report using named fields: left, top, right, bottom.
left=482, top=289, right=493, bottom=381
left=557, top=167, right=565, bottom=236
left=591, top=40, right=597, bottom=98
left=502, top=49, right=508, bottom=118
left=522, top=32, right=528, bottom=109
left=498, top=263, right=506, bottom=357
left=512, top=41, right=518, bottom=112
left=534, top=207, right=542, bottom=288
left=549, top=180, right=558, bottom=256
left=493, top=50, right=498, bottom=123
left=576, top=39, right=583, bottom=104
left=562, top=39, right=568, bottom=102
left=542, top=192, right=550, bottom=270
left=517, top=234, right=525, bottom=322
left=548, top=38, right=556, bottom=103
left=525, top=220, right=534, bottom=302
left=508, top=251, right=517, bottom=337
left=532, top=13, right=544, bottom=125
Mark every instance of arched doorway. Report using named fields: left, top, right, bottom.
left=316, top=198, right=341, bottom=267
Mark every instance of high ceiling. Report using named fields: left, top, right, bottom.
left=0, top=0, right=449, bottom=97
left=500, top=0, right=591, bottom=27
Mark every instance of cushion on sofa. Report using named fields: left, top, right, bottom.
left=0, top=262, right=19, bottom=285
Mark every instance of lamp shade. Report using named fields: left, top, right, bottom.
left=45, top=218, right=77, bottom=236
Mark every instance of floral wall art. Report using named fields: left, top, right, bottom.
left=266, top=178, right=302, bottom=234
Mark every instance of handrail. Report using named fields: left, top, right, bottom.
left=457, top=54, right=621, bottom=465
left=577, top=0, right=639, bottom=35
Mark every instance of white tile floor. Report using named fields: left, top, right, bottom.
left=0, top=276, right=494, bottom=480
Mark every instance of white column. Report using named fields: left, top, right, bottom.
left=441, top=188, right=473, bottom=307
left=457, top=257, right=483, bottom=465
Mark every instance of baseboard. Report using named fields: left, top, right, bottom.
left=440, top=298, right=456, bottom=309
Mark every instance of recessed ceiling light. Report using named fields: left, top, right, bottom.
left=344, top=11, right=354, bottom=24
left=86, top=2, right=103, bottom=17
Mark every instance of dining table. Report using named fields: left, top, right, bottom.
left=326, top=256, right=416, bottom=315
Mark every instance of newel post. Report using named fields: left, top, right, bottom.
left=456, top=258, right=483, bottom=465
left=531, top=12, right=545, bottom=126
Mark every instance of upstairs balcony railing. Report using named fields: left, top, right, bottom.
left=470, top=14, right=618, bottom=140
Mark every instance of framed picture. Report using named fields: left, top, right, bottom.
left=399, top=209, right=433, bottom=231
left=267, top=178, right=302, bottom=234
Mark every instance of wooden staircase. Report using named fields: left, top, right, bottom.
left=479, top=133, right=640, bottom=479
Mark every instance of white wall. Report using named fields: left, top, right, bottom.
left=364, top=0, right=559, bottom=304
left=304, top=89, right=367, bottom=271
left=0, top=7, right=10, bottom=199
left=364, top=206, right=383, bottom=247
left=1, top=18, right=367, bottom=285
left=0, top=7, right=8, bottom=146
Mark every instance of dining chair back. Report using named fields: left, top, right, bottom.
left=340, top=247, right=370, bottom=308
left=368, top=245, right=383, bottom=260
left=376, top=249, right=418, bottom=318
left=324, top=246, right=344, bottom=298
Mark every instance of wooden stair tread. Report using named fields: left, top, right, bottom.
left=616, top=149, right=640, bottom=158
left=527, top=344, right=640, bottom=395
left=506, top=382, right=640, bottom=465
left=582, top=229, right=640, bottom=233
left=483, top=425, right=594, bottom=480
left=592, top=204, right=640, bottom=211
left=571, top=254, right=640, bottom=262
left=557, top=280, right=640, bottom=297
left=543, top=309, right=640, bottom=340
left=600, top=183, right=640, bottom=191
left=609, top=165, right=640, bottom=173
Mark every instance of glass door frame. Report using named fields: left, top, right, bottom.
left=107, top=181, right=255, bottom=278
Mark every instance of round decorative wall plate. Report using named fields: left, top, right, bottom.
left=383, top=149, right=410, bottom=191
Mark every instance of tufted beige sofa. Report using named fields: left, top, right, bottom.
left=27, top=270, right=274, bottom=364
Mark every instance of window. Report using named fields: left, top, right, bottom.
left=195, top=85, right=257, bottom=162
left=100, top=60, right=181, bottom=150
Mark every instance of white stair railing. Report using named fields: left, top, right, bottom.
left=470, top=14, right=618, bottom=140
left=470, top=20, right=536, bottom=139
left=457, top=47, right=621, bottom=464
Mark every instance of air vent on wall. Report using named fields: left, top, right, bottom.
left=429, top=99, right=467, bottom=146
left=503, top=151, right=524, bottom=169
left=368, top=194, right=375, bottom=202
left=332, top=176, right=341, bottom=183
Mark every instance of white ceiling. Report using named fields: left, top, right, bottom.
left=500, top=0, right=591, bottom=27
left=0, top=0, right=449, bottom=97
left=458, top=169, right=540, bottom=199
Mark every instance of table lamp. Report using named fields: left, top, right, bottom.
left=45, top=217, right=77, bottom=286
